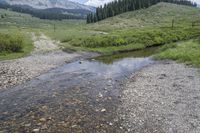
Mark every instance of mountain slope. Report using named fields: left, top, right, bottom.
left=2, top=0, right=95, bottom=11
left=0, top=0, right=95, bottom=20
left=89, top=2, right=200, bottom=31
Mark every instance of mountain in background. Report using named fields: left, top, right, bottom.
left=1, top=0, right=95, bottom=11
left=0, top=0, right=95, bottom=20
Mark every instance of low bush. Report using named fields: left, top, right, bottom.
left=68, top=27, right=199, bottom=49
left=0, top=33, right=23, bottom=52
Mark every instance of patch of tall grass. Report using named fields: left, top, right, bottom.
left=67, top=27, right=200, bottom=51
left=155, top=39, right=200, bottom=68
left=0, top=33, right=24, bottom=52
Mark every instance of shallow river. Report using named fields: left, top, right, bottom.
left=0, top=47, right=158, bottom=133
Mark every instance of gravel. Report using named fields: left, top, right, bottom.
left=0, top=34, right=96, bottom=89
left=119, top=61, right=200, bottom=133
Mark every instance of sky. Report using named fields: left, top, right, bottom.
left=193, top=0, right=200, bottom=4
left=74, top=0, right=200, bottom=7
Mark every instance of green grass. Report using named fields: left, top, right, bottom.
left=63, top=27, right=200, bottom=54
left=0, top=33, right=23, bottom=52
left=88, top=2, right=200, bottom=32
left=0, top=2, right=200, bottom=60
left=155, top=39, right=200, bottom=68
left=0, top=31, right=34, bottom=60
left=59, top=3, right=200, bottom=54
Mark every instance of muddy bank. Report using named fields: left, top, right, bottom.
left=119, top=61, right=200, bottom=132
left=0, top=34, right=97, bottom=89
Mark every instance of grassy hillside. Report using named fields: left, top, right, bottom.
left=62, top=2, right=200, bottom=54
left=88, top=2, right=200, bottom=31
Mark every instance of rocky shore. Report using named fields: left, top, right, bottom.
left=119, top=61, right=200, bottom=132
left=0, top=34, right=96, bottom=89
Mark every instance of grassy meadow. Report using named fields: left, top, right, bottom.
left=0, top=2, right=200, bottom=64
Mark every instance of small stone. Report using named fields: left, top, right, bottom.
left=47, top=117, right=52, bottom=120
left=109, top=122, right=113, bottom=126
left=37, top=123, right=42, bottom=126
left=108, top=97, right=112, bottom=100
left=41, top=124, right=48, bottom=130
left=33, top=129, right=40, bottom=132
left=39, top=118, right=46, bottom=122
left=24, top=123, right=31, bottom=127
left=42, top=106, right=48, bottom=110
left=71, top=125, right=77, bottom=128
left=98, top=93, right=103, bottom=98
left=3, top=112, right=8, bottom=115
left=101, top=108, right=106, bottom=112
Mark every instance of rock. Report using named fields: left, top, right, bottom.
left=24, top=123, right=31, bottom=127
left=101, top=108, right=106, bottom=112
left=39, top=118, right=46, bottom=122
left=109, top=122, right=113, bottom=126
left=37, top=123, right=42, bottom=126
left=71, top=125, right=77, bottom=128
left=33, top=129, right=40, bottom=132
left=41, top=124, right=48, bottom=130
left=98, top=93, right=103, bottom=98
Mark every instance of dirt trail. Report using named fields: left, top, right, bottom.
left=0, top=33, right=95, bottom=89
left=119, top=61, right=200, bottom=132
left=31, top=33, right=59, bottom=54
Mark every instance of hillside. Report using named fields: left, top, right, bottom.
left=89, top=2, right=200, bottom=31
left=0, top=0, right=95, bottom=20
left=1, top=0, right=95, bottom=11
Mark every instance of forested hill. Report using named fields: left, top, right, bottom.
left=87, top=0, right=197, bottom=23
left=0, top=3, right=92, bottom=20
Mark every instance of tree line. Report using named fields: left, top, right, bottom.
left=87, top=0, right=197, bottom=23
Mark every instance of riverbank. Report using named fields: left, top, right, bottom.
left=155, top=39, right=200, bottom=68
left=119, top=61, right=200, bottom=132
left=0, top=34, right=97, bottom=89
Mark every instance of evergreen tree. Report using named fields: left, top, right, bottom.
left=87, top=0, right=196, bottom=23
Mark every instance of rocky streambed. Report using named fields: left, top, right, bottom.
left=0, top=47, right=157, bottom=132
left=119, top=61, right=200, bottom=132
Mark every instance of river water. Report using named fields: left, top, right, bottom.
left=0, top=47, right=158, bottom=133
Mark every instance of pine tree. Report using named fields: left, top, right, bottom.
left=87, top=0, right=195, bottom=23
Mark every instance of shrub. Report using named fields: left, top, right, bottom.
left=0, top=33, right=23, bottom=52
left=113, top=38, right=127, bottom=46
left=68, top=27, right=200, bottom=49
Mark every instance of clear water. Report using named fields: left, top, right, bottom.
left=0, top=46, right=159, bottom=132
